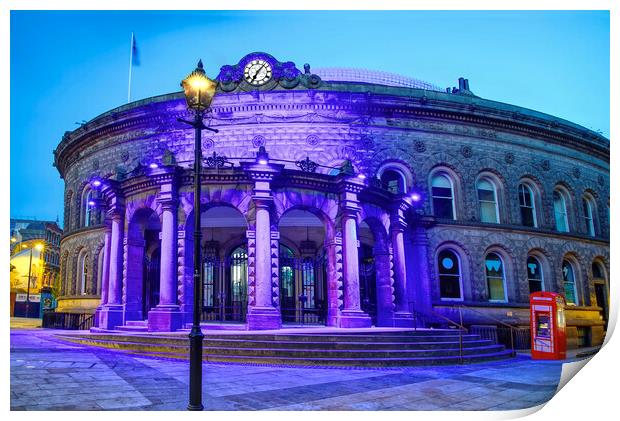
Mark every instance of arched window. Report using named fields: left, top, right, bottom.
left=485, top=252, right=507, bottom=302
left=84, top=190, right=94, bottom=227
left=77, top=250, right=88, bottom=295
left=518, top=184, right=537, bottom=227
left=553, top=189, right=570, bottom=232
left=431, top=173, right=455, bottom=220
left=527, top=256, right=544, bottom=293
left=437, top=249, right=463, bottom=300
left=592, top=262, right=604, bottom=280
left=96, top=248, right=104, bottom=295
left=477, top=178, right=499, bottom=223
left=582, top=196, right=596, bottom=236
left=380, top=169, right=406, bottom=194
left=562, top=260, right=578, bottom=305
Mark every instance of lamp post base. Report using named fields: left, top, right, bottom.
left=188, top=326, right=204, bottom=411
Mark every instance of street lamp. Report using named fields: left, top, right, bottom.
left=25, top=243, right=44, bottom=318
left=179, top=59, right=218, bottom=411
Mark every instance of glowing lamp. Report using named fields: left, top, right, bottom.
left=88, top=200, right=96, bottom=207
left=181, top=60, right=217, bottom=112
left=149, top=162, right=159, bottom=169
left=35, top=243, right=44, bottom=251
left=91, top=179, right=102, bottom=188
left=11, top=237, right=17, bottom=243
left=256, top=146, right=269, bottom=165
left=357, top=173, right=367, bottom=180
left=410, top=192, right=421, bottom=202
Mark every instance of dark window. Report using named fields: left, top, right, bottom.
left=431, top=174, right=455, bottom=219
left=438, top=249, right=462, bottom=299
left=519, top=184, right=537, bottom=227
left=527, top=256, right=544, bottom=293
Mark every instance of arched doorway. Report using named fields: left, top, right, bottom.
left=126, top=207, right=161, bottom=321
left=199, top=205, right=249, bottom=323
left=143, top=245, right=161, bottom=317
left=358, top=218, right=393, bottom=326
left=358, top=243, right=377, bottom=324
left=278, top=209, right=328, bottom=325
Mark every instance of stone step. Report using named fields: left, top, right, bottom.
left=114, top=325, right=149, bottom=332
left=69, top=332, right=483, bottom=345
left=125, top=349, right=515, bottom=367
left=60, top=334, right=494, bottom=350
left=53, top=329, right=513, bottom=367
left=54, top=335, right=504, bottom=358
left=125, top=320, right=148, bottom=327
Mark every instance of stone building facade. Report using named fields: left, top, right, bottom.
left=53, top=53, right=609, bottom=346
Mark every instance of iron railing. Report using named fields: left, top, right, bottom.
left=412, top=308, right=468, bottom=364
left=455, top=305, right=529, bottom=356
left=42, top=311, right=95, bottom=330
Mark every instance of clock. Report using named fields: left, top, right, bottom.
left=244, top=59, right=272, bottom=86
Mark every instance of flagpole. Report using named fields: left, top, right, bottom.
left=127, top=32, right=134, bottom=103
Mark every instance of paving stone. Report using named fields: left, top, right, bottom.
left=10, top=327, right=572, bottom=411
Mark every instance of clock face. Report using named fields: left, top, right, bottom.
left=244, top=59, right=272, bottom=86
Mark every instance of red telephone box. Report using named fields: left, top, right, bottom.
left=530, top=292, right=566, bottom=360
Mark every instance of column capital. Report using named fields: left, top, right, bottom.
left=241, top=162, right=285, bottom=182
left=157, top=182, right=178, bottom=210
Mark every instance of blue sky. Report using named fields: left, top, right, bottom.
left=10, top=10, right=609, bottom=226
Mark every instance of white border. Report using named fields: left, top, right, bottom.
left=2, top=3, right=617, bottom=421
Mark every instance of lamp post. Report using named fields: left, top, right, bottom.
left=25, top=243, right=44, bottom=318
left=179, top=60, right=218, bottom=411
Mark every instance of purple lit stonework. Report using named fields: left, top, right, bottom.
left=54, top=53, right=609, bottom=346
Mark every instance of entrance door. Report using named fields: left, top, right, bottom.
left=201, top=245, right=248, bottom=323
left=142, top=247, right=161, bottom=318
left=280, top=253, right=327, bottom=325
left=594, top=283, right=608, bottom=330
left=359, top=244, right=377, bottom=325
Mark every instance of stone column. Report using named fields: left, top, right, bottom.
left=374, top=245, right=396, bottom=327
left=148, top=183, right=183, bottom=332
left=337, top=179, right=371, bottom=328
left=411, top=217, right=434, bottom=316
left=95, top=220, right=112, bottom=327
left=390, top=205, right=414, bottom=327
left=99, top=202, right=125, bottom=330
left=243, top=160, right=283, bottom=330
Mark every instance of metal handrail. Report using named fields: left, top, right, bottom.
left=455, top=304, right=520, bottom=357
left=412, top=308, right=468, bottom=364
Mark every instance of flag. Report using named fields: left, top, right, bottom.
left=132, top=34, right=140, bottom=66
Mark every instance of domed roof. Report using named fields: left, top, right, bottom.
left=313, top=67, right=443, bottom=91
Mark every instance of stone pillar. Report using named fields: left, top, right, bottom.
left=99, top=203, right=125, bottom=330
left=243, top=160, right=283, bottom=330
left=390, top=207, right=414, bottom=327
left=95, top=220, right=112, bottom=327
left=374, top=246, right=396, bottom=327
left=337, top=180, right=371, bottom=328
left=148, top=183, right=183, bottom=331
left=411, top=218, right=434, bottom=316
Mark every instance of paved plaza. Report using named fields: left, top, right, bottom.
left=10, top=319, right=579, bottom=411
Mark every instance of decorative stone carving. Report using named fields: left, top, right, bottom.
left=252, top=135, right=266, bottom=148
left=414, top=140, right=426, bottom=153
left=461, top=145, right=473, bottom=158
left=203, top=138, right=215, bottom=149
left=305, top=134, right=320, bottom=146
